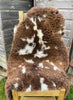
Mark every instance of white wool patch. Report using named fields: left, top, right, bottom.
left=25, top=59, right=34, bottom=64
left=60, top=62, right=62, bottom=65
left=26, top=85, right=31, bottom=92
left=44, top=46, right=50, bottom=50
left=45, top=66, right=49, bottom=69
left=25, top=25, right=29, bottom=29
left=30, top=17, right=36, bottom=25
left=27, top=35, right=35, bottom=43
left=50, top=62, right=60, bottom=71
left=52, top=81, right=56, bottom=88
left=16, top=78, right=19, bottom=81
left=13, top=68, right=16, bottom=69
left=14, top=25, right=18, bottom=33
left=40, top=78, right=48, bottom=91
left=22, top=66, right=26, bottom=74
left=14, top=83, right=18, bottom=88
left=21, top=35, right=35, bottom=44
left=37, top=16, right=42, bottom=22
left=18, top=65, right=22, bottom=68
left=38, top=63, right=43, bottom=68
left=35, top=68, right=38, bottom=70
left=41, top=44, right=49, bottom=50
left=30, top=17, right=43, bottom=45
left=37, top=29, right=44, bottom=44
left=21, top=38, right=26, bottom=41
left=30, top=17, right=50, bottom=60
left=46, top=60, right=50, bottom=63
left=54, top=66, right=60, bottom=71
left=18, top=43, right=36, bottom=55
left=41, top=42, right=50, bottom=51
left=44, top=41, right=48, bottom=43
left=55, top=46, right=58, bottom=49
left=30, top=17, right=51, bottom=58
left=34, top=50, right=48, bottom=58
left=20, top=35, right=36, bottom=55
left=58, top=30, right=63, bottom=34
left=43, top=14, right=47, bottom=18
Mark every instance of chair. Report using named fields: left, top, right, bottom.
left=12, top=88, right=65, bottom=100
left=12, top=11, right=66, bottom=100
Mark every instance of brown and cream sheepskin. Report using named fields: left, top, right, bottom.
left=5, top=7, right=70, bottom=100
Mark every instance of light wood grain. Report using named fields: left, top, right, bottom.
left=12, top=88, right=65, bottom=100
left=21, top=97, right=56, bottom=100
left=17, top=90, right=60, bottom=96
left=21, top=97, right=24, bottom=100
left=12, top=90, right=19, bottom=100
left=19, top=11, right=24, bottom=23
left=57, top=89, right=65, bottom=100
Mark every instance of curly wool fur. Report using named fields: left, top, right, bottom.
left=5, top=7, right=70, bottom=100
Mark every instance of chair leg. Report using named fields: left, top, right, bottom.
left=21, top=96, right=24, bottom=100
left=57, top=89, right=65, bottom=100
left=12, top=90, right=19, bottom=100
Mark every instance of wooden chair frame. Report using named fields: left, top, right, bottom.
left=12, top=88, right=65, bottom=100
left=12, top=11, right=65, bottom=100
left=19, top=11, right=26, bottom=23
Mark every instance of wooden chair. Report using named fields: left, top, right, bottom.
left=12, top=11, right=65, bottom=100
left=12, top=88, right=65, bottom=100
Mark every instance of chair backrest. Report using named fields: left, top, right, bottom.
left=19, top=11, right=26, bottom=23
